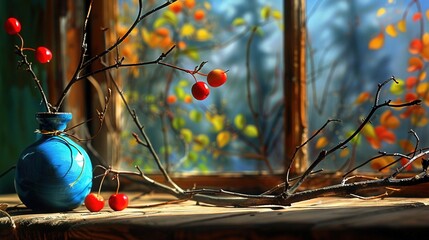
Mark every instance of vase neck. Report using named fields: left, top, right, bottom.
left=36, top=112, right=72, bottom=131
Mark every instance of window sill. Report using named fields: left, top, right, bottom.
left=1, top=193, right=429, bottom=240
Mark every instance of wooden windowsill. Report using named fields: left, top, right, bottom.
left=1, top=193, right=429, bottom=240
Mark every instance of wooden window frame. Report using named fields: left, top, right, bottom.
left=48, top=0, right=393, bottom=193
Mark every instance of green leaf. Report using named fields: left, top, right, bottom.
left=346, top=130, right=361, bottom=145
left=234, top=114, right=246, bottom=130
left=189, top=110, right=203, bottom=122
left=178, top=79, right=189, bottom=87
left=243, top=124, right=258, bottom=138
left=160, top=145, right=172, bottom=155
left=188, top=151, right=198, bottom=163
left=150, top=104, right=160, bottom=115
left=175, top=86, right=186, bottom=99
left=232, top=17, right=246, bottom=26
left=198, top=163, right=209, bottom=173
left=193, top=134, right=210, bottom=151
left=172, top=117, right=186, bottom=130
left=153, top=18, right=169, bottom=29
left=180, top=128, right=193, bottom=143
left=184, top=49, right=200, bottom=61
left=163, top=11, right=178, bottom=26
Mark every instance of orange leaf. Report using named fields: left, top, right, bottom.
left=368, top=33, right=384, bottom=50
left=413, top=12, right=422, bottom=22
left=315, top=136, right=328, bottom=149
left=409, top=39, right=423, bottom=54
left=417, top=82, right=429, bottom=95
left=371, top=156, right=395, bottom=173
left=421, top=45, right=429, bottom=61
left=400, top=158, right=413, bottom=171
left=399, top=139, right=415, bottom=152
left=405, top=92, right=418, bottom=102
left=407, top=57, right=424, bottom=72
left=385, top=24, right=397, bottom=37
left=411, top=114, right=428, bottom=126
left=380, top=110, right=400, bottom=129
left=366, top=136, right=381, bottom=149
left=406, top=76, right=418, bottom=89
left=375, top=125, right=396, bottom=144
left=339, top=148, right=350, bottom=158
left=419, top=71, right=427, bottom=81
left=354, top=92, right=370, bottom=104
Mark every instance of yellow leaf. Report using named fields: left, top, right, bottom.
left=361, top=123, right=377, bottom=139
left=243, top=125, right=258, bottom=138
left=206, top=113, right=225, bottom=132
left=390, top=78, right=404, bottom=95
left=181, top=23, right=195, bottom=37
left=232, top=18, right=246, bottom=27
left=193, top=134, right=210, bottom=152
left=315, top=137, right=328, bottom=149
left=195, top=28, right=213, bottom=41
left=141, top=28, right=152, bottom=46
left=423, top=32, right=429, bottom=45
left=385, top=24, right=397, bottom=37
left=216, top=131, right=231, bottom=148
left=427, top=9, right=429, bottom=20
left=377, top=8, right=386, bottom=17
left=204, top=1, right=211, bottom=10
left=261, top=6, right=271, bottom=20
left=368, top=33, right=384, bottom=50
left=234, top=114, right=246, bottom=130
left=397, top=19, right=406, bottom=32
left=272, top=10, right=282, bottom=20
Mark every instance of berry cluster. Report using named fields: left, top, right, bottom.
left=191, top=68, right=228, bottom=100
left=4, top=17, right=53, bottom=64
left=85, top=192, right=129, bottom=212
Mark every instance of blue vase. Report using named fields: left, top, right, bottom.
left=15, top=112, right=93, bottom=212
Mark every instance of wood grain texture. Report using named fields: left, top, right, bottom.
left=1, top=193, right=429, bottom=239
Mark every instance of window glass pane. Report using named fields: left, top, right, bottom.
left=307, top=0, right=429, bottom=172
left=117, top=0, right=284, bottom=173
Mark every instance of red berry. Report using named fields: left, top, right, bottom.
left=35, top=46, right=53, bottom=63
left=4, top=17, right=21, bottom=35
left=84, top=193, right=105, bottom=212
left=207, top=69, right=227, bottom=87
left=191, top=81, right=210, bottom=100
left=109, top=193, right=129, bottom=211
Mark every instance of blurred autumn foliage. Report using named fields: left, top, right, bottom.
left=116, top=0, right=284, bottom=173
left=309, top=0, right=429, bottom=173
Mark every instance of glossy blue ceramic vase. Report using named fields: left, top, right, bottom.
left=15, top=112, right=93, bottom=212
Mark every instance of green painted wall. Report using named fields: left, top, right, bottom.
left=0, top=0, right=48, bottom=193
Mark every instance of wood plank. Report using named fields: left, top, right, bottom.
left=1, top=194, right=429, bottom=240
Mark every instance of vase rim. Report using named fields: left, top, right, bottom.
left=36, top=112, right=72, bottom=117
